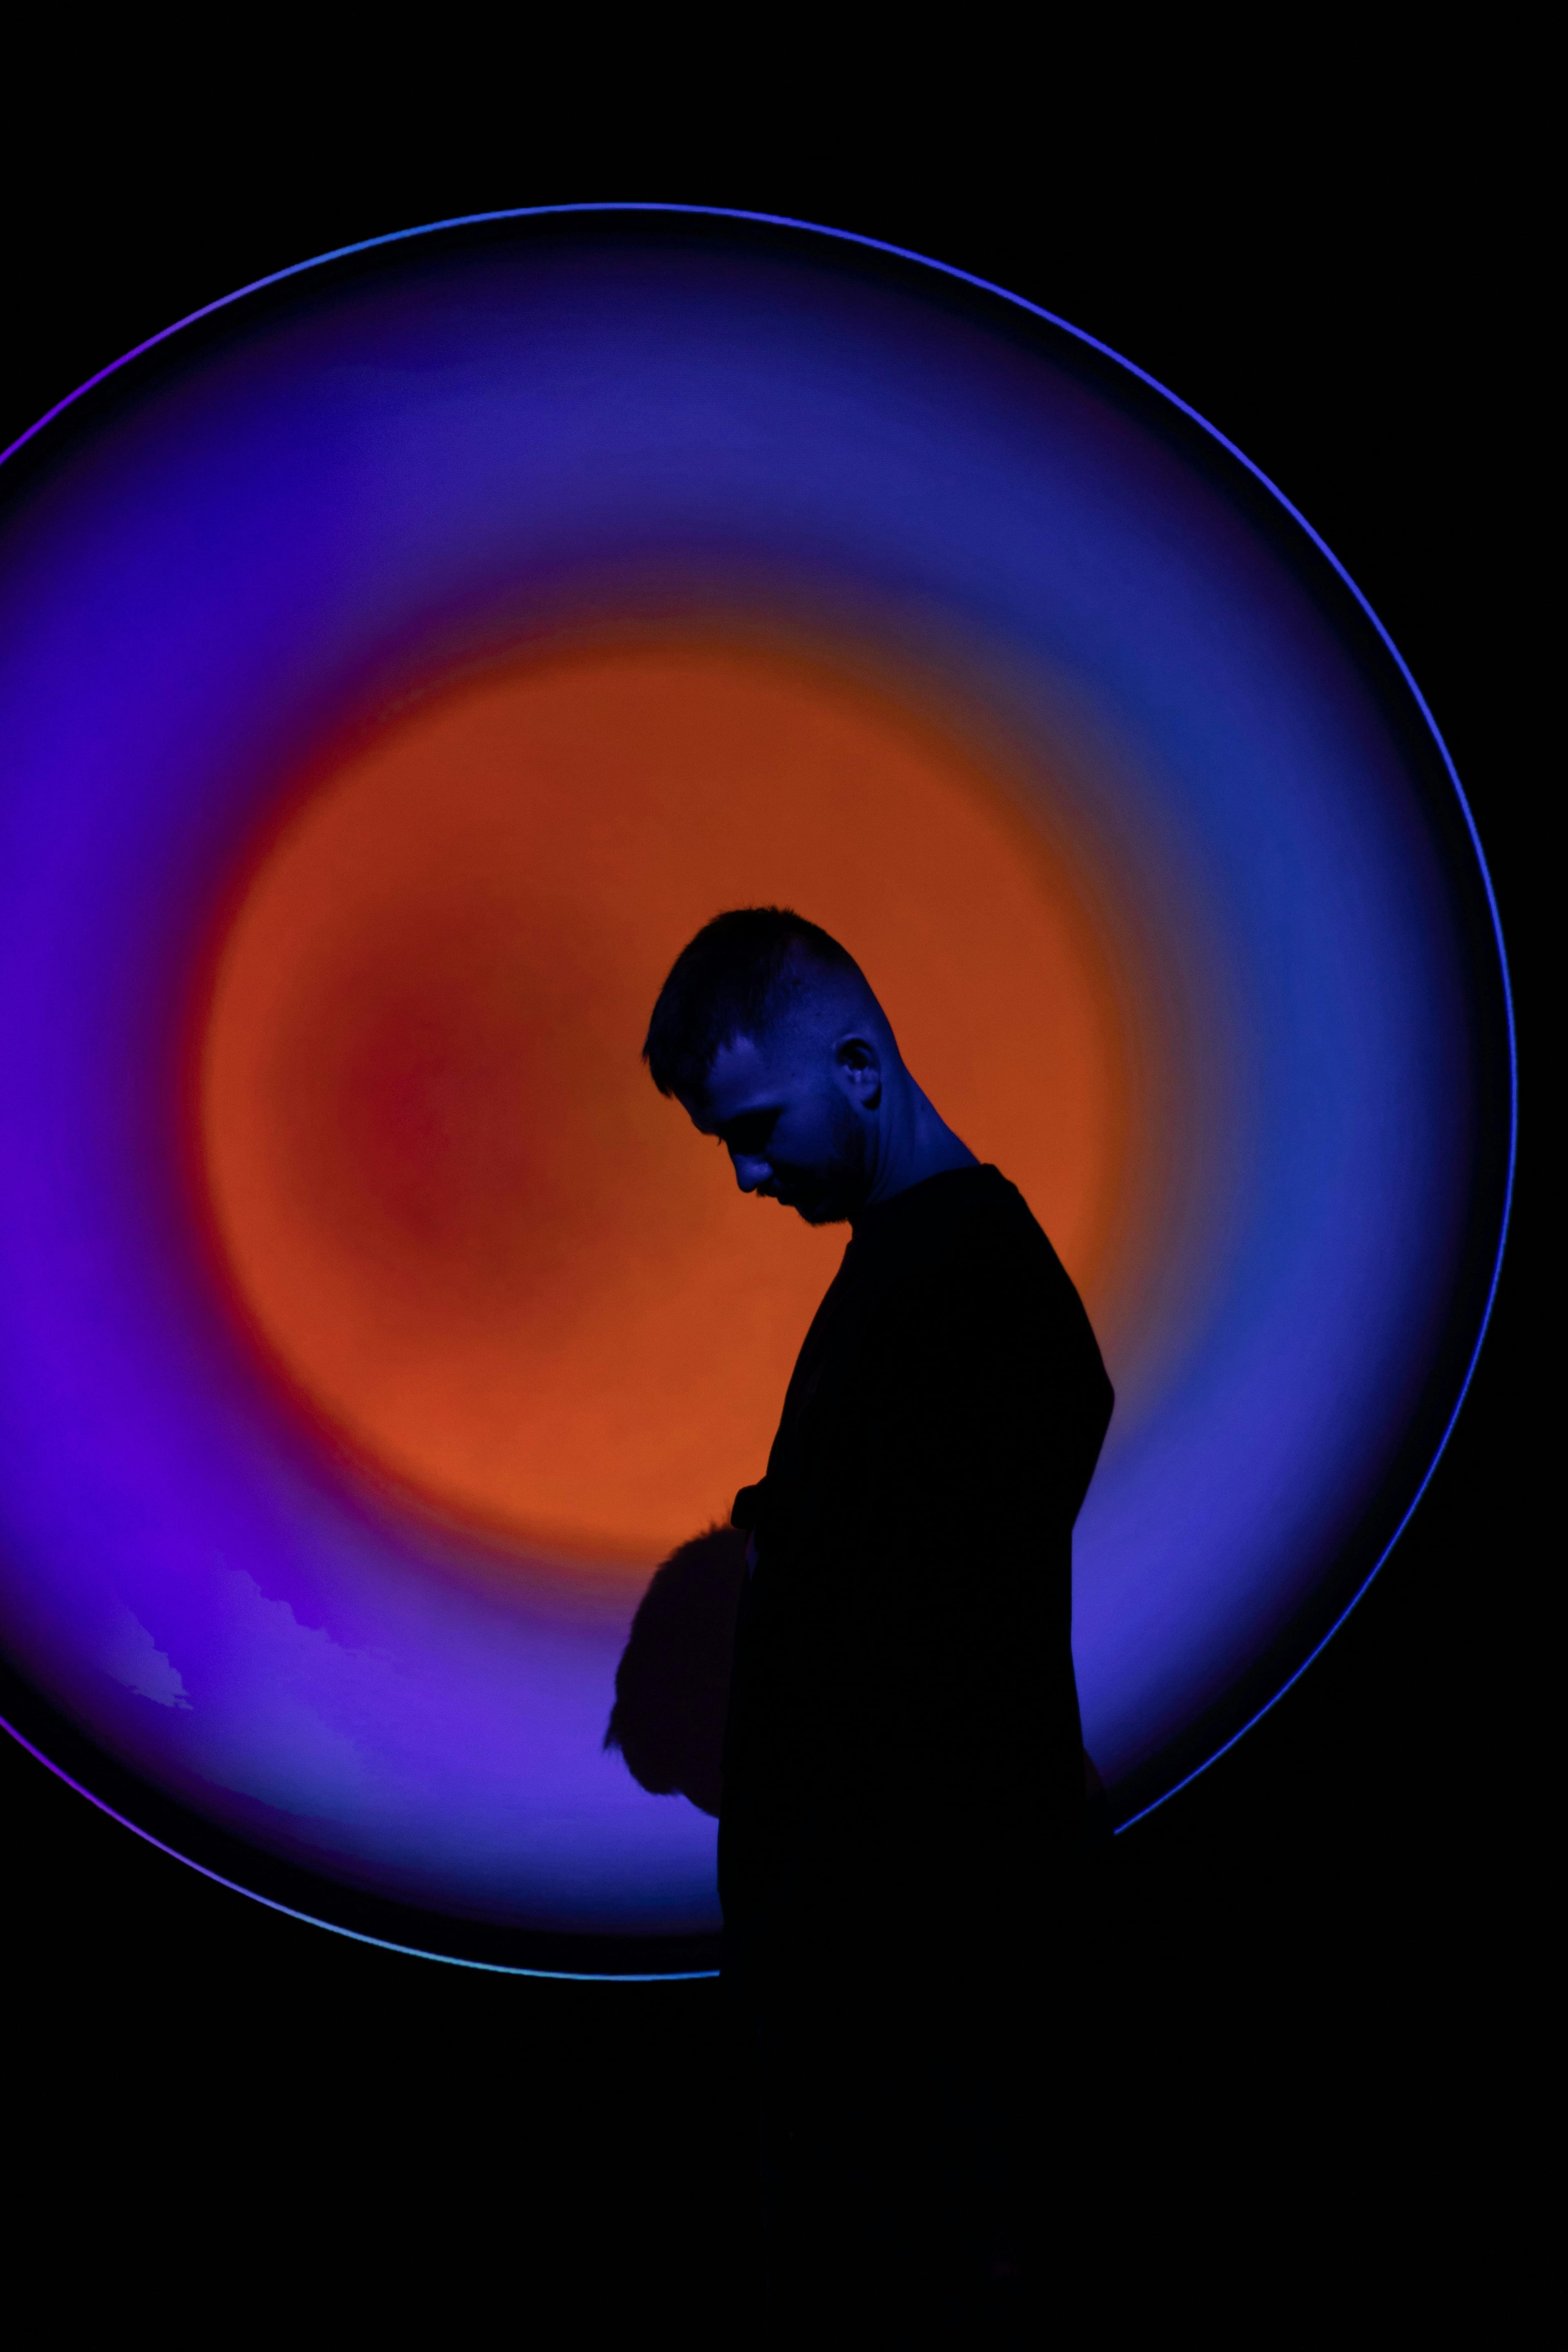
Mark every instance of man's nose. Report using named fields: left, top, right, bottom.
left=731, top=1154, right=771, bottom=1193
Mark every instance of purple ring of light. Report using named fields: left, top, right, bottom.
left=0, top=207, right=1514, bottom=1966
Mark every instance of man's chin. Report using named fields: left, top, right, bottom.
left=788, top=1193, right=851, bottom=1227
left=761, top=1172, right=855, bottom=1225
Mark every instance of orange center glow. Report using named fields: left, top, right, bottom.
left=199, top=637, right=1129, bottom=1567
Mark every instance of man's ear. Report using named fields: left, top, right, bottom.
left=833, top=1033, right=882, bottom=1111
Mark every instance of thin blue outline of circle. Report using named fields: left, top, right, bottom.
left=0, top=203, right=1518, bottom=1963
left=0, top=1722, right=714, bottom=1978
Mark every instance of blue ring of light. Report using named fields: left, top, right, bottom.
left=0, top=205, right=1515, bottom=1969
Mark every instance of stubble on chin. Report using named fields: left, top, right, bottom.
left=791, top=1163, right=860, bottom=1227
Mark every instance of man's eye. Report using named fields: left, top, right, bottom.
left=725, top=1115, right=777, bottom=1156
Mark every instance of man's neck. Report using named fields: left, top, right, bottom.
left=862, top=1080, right=978, bottom=1209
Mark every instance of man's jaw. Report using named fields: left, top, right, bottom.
left=759, top=1175, right=852, bottom=1227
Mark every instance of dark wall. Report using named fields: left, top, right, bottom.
left=2, top=96, right=1532, bottom=2321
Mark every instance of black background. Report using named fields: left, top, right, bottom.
left=0, top=86, right=1532, bottom=2325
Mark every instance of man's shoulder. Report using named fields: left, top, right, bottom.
left=910, top=1163, right=1066, bottom=1274
left=920, top=1174, right=1114, bottom=1423
left=870, top=1165, right=1088, bottom=1327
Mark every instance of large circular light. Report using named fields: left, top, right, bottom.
left=0, top=210, right=1512, bottom=1969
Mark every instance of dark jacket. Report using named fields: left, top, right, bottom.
left=721, top=1163, right=1113, bottom=1955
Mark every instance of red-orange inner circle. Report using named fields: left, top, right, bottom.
left=199, top=638, right=1129, bottom=1567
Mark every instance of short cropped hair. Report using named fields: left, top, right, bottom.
left=642, top=906, right=861, bottom=1099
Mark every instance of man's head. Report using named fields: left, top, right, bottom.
left=643, top=907, right=899, bottom=1225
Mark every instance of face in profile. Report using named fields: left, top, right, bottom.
left=682, top=1031, right=873, bottom=1227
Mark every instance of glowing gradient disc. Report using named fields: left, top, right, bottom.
left=0, top=210, right=1512, bottom=1970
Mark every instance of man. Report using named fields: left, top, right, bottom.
left=643, top=906, right=1114, bottom=2326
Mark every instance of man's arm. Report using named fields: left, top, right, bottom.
left=731, top=1480, right=763, bottom=1577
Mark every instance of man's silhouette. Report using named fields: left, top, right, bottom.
left=642, top=906, right=1114, bottom=2329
